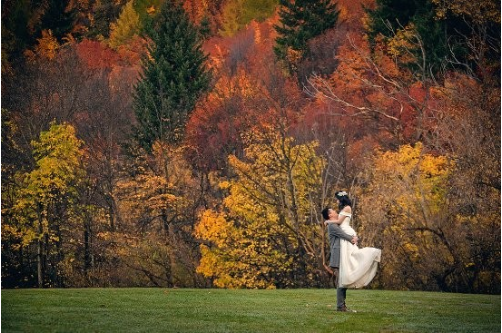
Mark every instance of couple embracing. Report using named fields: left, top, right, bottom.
left=322, top=191, right=381, bottom=312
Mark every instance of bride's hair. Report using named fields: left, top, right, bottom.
left=335, top=191, right=352, bottom=210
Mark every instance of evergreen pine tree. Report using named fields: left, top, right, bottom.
left=39, top=0, right=76, bottom=42
left=274, top=0, right=340, bottom=74
left=133, top=0, right=211, bottom=150
left=199, top=16, right=212, bottom=39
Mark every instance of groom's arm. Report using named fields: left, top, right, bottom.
left=328, top=224, right=354, bottom=242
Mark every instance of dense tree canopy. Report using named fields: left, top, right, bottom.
left=196, top=134, right=326, bottom=288
left=1, top=0, right=499, bottom=293
left=365, top=0, right=500, bottom=80
left=2, top=123, right=86, bottom=287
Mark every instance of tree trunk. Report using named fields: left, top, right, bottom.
left=37, top=238, right=43, bottom=288
left=84, top=212, right=92, bottom=273
left=37, top=205, right=44, bottom=288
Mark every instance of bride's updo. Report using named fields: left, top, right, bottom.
left=335, top=191, right=352, bottom=210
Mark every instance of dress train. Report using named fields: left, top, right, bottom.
left=338, top=212, right=381, bottom=288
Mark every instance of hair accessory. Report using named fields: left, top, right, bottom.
left=337, top=191, right=348, bottom=197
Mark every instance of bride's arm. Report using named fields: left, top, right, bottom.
left=325, top=206, right=351, bottom=225
left=324, top=213, right=342, bottom=226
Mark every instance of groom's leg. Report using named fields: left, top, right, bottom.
left=337, top=287, right=347, bottom=310
left=331, top=267, right=346, bottom=310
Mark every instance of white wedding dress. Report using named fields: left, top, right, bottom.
left=338, top=211, right=381, bottom=288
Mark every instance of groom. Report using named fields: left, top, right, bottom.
left=321, top=208, right=358, bottom=312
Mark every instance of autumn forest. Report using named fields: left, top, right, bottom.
left=1, top=0, right=500, bottom=294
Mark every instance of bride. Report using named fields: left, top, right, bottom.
left=326, top=191, right=381, bottom=288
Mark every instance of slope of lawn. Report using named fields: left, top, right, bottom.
left=1, top=288, right=500, bottom=332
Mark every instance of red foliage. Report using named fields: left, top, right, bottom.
left=76, top=37, right=146, bottom=72
left=185, top=95, right=248, bottom=171
left=76, top=39, right=119, bottom=70
left=75, top=37, right=142, bottom=99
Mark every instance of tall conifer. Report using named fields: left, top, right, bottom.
left=39, top=0, right=76, bottom=42
left=133, top=0, right=211, bottom=150
left=274, top=0, right=340, bottom=73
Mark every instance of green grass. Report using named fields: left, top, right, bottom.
left=1, top=288, right=500, bottom=332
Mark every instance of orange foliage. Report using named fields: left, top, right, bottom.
left=202, top=36, right=229, bottom=70
left=25, top=29, right=61, bottom=61
left=186, top=19, right=304, bottom=172
left=337, top=0, right=375, bottom=29
left=346, top=135, right=381, bottom=170
left=307, top=29, right=442, bottom=147
left=202, top=18, right=278, bottom=72
left=183, top=0, right=209, bottom=24
left=114, top=36, right=148, bottom=66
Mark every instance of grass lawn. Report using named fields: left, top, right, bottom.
left=1, top=288, right=500, bottom=332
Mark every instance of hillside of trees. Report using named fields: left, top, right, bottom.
left=2, top=0, right=500, bottom=293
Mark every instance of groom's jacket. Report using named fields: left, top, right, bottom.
left=328, top=223, right=354, bottom=268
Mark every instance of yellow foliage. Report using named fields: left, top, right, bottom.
left=403, top=242, right=420, bottom=261
left=219, top=0, right=243, bottom=37
left=371, top=142, right=451, bottom=218
left=6, top=123, right=86, bottom=251
left=115, top=141, right=199, bottom=244
left=432, top=0, right=500, bottom=24
left=194, top=134, right=324, bottom=288
left=387, top=23, right=418, bottom=64
left=146, top=5, right=156, bottom=15
left=108, top=0, right=140, bottom=49
left=194, top=210, right=234, bottom=248
left=355, top=142, right=457, bottom=288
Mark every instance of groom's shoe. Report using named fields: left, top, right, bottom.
left=337, top=304, right=357, bottom=313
